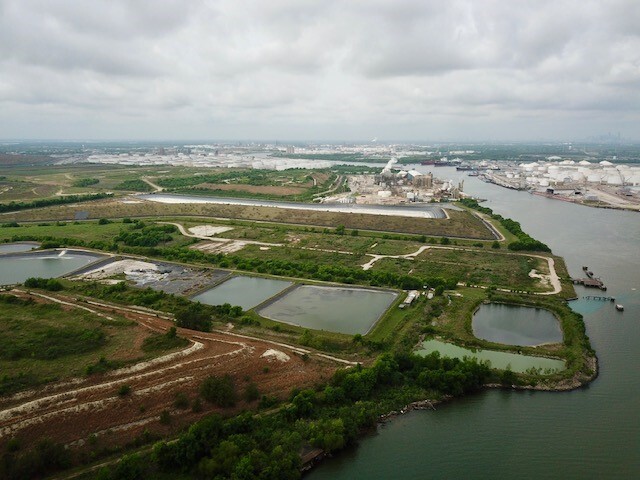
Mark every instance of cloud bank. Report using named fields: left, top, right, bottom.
left=1, top=0, right=639, bottom=141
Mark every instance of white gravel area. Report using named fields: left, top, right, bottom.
left=260, top=349, right=291, bottom=362
left=77, top=259, right=159, bottom=280
left=188, top=225, right=234, bottom=236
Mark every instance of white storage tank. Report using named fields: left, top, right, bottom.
left=587, top=174, right=602, bottom=183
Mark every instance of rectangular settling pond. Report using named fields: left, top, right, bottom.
left=257, top=285, right=398, bottom=335
left=472, top=303, right=563, bottom=347
left=0, top=250, right=106, bottom=285
left=191, top=276, right=293, bottom=311
left=417, top=339, right=565, bottom=374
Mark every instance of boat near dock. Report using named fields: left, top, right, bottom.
left=573, top=266, right=607, bottom=290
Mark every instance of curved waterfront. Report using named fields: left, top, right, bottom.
left=308, top=167, right=640, bottom=479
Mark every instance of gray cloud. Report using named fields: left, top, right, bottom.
left=0, top=0, right=639, bottom=141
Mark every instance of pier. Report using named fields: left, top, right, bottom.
left=572, top=266, right=607, bottom=290
left=583, top=295, right=616, bottom=302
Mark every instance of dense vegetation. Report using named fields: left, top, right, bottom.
left=72, top=178, right=99, bottom=187
left=114, top=222, right=177, bottom=247
left=64, top=280, right=242, bottom=332
left=113, top=179, right=154, bottom=192
left=82, top=352, right=492, bottom=480
left=141, top=327, right=189, bottom=352
left=157, top=170, right=280, bottom=189
left=23, top=277, right=64, bottom=291
left=0, top=193, right=112, bottom=213
left=459, top=198, right=551, bottom=252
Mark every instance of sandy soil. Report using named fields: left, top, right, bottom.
left=188, top=225, right=234, bottom=236
left=191, top=241, right=248, bottom=254
left=0, top=290, right=343, bottom=453
left=76, top=259, right=158, bottom=280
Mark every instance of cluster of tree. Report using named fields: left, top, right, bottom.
left=112, top=179, right=153, bottom=192
left=151, top=247, right=458, bottom=291
left=157, top=170, right=264, bottom=189
left=200, top=374, right=237, bottom=407
left=68, top=281, right=241, bottom=333
left=23, top=277, right=64, bottom=291
left=459, top=198, right=551, bottom=252
left=0, top=193, right=112, bottom=213
left=141, top=326, right=189, bottom=352
left=114, top=223, right=176, bottom=247
left=7, top=234, right=113, bottom=252
left=0, top=438, right=71, bottom=480
left=0, top=346, right=497, bottom=479
left=71, top=178, right=99, bottom=187
left=86, top=351, right=492, bottom=480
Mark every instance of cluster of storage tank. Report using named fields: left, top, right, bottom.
left=515, top=160, right=640, bottom=187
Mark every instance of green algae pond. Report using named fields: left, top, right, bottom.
left=416, top=338, right=565, bottom=373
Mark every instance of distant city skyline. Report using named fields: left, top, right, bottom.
left=1, top=1, right=639, bottom=142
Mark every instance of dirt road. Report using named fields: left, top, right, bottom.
left=0, top=290, right=346, bottom=453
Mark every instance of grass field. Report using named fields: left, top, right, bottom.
left=0, top=293, right=184, bottom=395
left=0, top=220, right=194, bottom=249
left=371, top=249, right=547, bottom=291
left=3, top=199, right=496, bottom=239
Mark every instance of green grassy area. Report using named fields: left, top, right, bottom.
left=0, top=180, right=59, bottom=201
left=371, top=248, right=549, bottom=292
left=0, top=295, right=134, bottom=395
left=0, top=219, right=194, bottom=249
left=3, top=200, right=497, bottom=240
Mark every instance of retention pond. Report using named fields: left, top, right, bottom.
left=0, top=242, right=40, bottom=254
left=192, top=276, right=292, bottom=311
left=0, top=250, right=106, bottom=285
left=472, top=303, right=562, bottom=346
left=257, top=285, right=397, bottom=335
left=417, top=339, right=565, bottom=373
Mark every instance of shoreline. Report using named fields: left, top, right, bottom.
left=303, top=352, right=598, bottom=475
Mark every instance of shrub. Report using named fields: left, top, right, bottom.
left=243, top=382, right=260, bottom=402
left=200, top=375, right=236, bottom=407
left=118, top=385, right=131, bottom=396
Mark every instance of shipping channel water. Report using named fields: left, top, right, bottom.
left=308, top=166, right=640, bottom=479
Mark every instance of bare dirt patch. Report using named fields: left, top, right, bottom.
left=197, top=183, right=308, bottom=196
left=191, top=241, right=247, bottom=254
left=188, top=225, right=234, bottom=236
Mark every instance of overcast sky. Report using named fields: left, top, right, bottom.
left=1, top=0, right=639, bottom=142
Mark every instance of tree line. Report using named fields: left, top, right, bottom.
left=0, top=193, right=112, bottom=213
